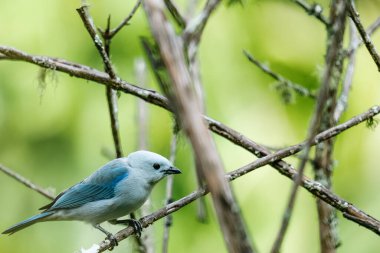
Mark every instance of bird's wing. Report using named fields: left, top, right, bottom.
left=40, top=166, right=129, bottom=211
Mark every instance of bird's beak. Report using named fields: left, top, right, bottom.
left=164, top=166, right=182, bottom=175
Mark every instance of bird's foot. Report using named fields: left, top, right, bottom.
left=94, top=224, right=118, bottom=251
left=106, top=233, right=118, bottom=251
left=126, top=219, right=142, bottom=238
left=108, top=218, right=142, bottom=238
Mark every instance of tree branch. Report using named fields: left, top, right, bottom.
left=347, top=1, right=380, bottom=72
left=100, top=0, right=142, bottom=39
left=346, top=16, right=380, bottom=56
left=164, top=0, right=186, bottom=29
left=0, top=164, right=55, bottom=200
left=292, top=0, right=329, bottom=26
left=77, top=6, right=123, bottom=158
left=143, top=1, right=254, bottom=252
left=271, top=2, right=347, bottom=251
left=182, top=0, right=221, bottom=43
left=243, top=50, right=316, bottom=99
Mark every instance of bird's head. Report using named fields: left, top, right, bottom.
left=127, top=150, right=181, bottom=184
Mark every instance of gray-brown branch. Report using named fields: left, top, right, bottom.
left=143, top=0, right=254, bottom=252
left=0, top=164, right=55, bottom=200
left=347, top=1, right=380, bottom=72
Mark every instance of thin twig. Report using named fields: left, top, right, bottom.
left=182, top=0, right=221, bottom=44
left=78, top=5, right=150, bottom=252
left=271, top=2, right=347, bottom=252
left=347, top=1, right=380, bottom=72
left=162, top=133, right=178, bottom=253
left=0, top=164, right=55, bottom=200
left=243, top=50, right=316, bottom=99
left=346, top=17, right=380, bottom=56
left=77, top=6, right=117, bottom=79
left=95, top=106, right=380, bottom=251
left=164, top=0, right=186, bottom=28
left=292, top=0, right=329, bottom=26
left=312, top=1, right=348, bottom=250
left=98, top=0, right=142, bottom=39
left=77, top=5, right=123, bottom=158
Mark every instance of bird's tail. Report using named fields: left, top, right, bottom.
left=2, top=211, right=54, bottom=235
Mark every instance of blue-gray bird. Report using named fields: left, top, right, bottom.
left=2, top=150, right=181, bottom=246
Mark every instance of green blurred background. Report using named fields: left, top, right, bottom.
left=1, top=0, right=380, bottom=252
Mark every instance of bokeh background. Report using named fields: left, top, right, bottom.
left=1, top=0, right=380, bottom=252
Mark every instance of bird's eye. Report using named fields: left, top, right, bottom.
left=153, top=163, right=160, bottom=170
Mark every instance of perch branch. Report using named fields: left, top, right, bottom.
left=96, top=105, right=380, bottom=251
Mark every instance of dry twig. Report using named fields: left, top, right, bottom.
left=243, top=50, right=316, bottom=99
left=293, top=0, right=329, bottom=26
left=0, top=164, right=55, bottom=200
left=271, top=2, right=347, bottom=251
left=347, top=1, right=380, bottom=72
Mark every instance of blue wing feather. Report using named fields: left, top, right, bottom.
left=42, top=162, right=129, bottom=211
left=48, top=183, right=116, bottom=210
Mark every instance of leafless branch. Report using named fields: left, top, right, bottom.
left=99, top=0, right=142, bottom=39
left=182, top=0, right=221, bottom=44
left=311, top=1, right=348, bottom=250
left=346, top=16, right=380, bottom=56
left=164, top=0, right=186, bottom=28
left=243, top=50, right=316, bottom=99
left=143, top=1, right=254, bottom=253
left=77, top=5, right=123, bottom=158
left=347, top=1, right=380, bottom=72
left=77, top=6, right=117, bottom=79
left=0, top=164, right=55, bottom=200
left=271, top=2, right=347, bottom=251
left=292, top=0, right=329, bottom=26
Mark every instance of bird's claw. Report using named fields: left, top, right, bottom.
left=108, top=218, right=143, bottom=238
left=106, top=233, right=118, bottom=251
left=126, top=219, right=142, bottom=238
